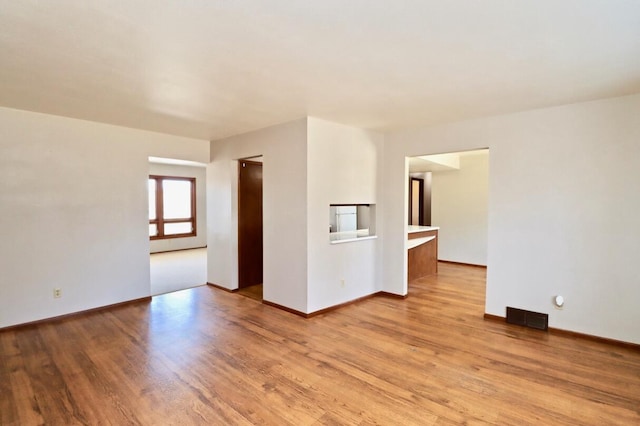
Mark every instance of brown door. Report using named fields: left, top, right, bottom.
left=238, top=160, right=263, bottom=288
left=409, top=177, right=424, bottom=225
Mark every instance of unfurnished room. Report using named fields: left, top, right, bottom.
left=1, top=1, right=639, bottom=425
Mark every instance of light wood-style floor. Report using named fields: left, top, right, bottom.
left=2, top=263, right=639, bottom=425
left=237, top=284, right=264, bottom=302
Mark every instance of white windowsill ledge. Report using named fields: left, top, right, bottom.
left=407, top=235, right=435, bottom=250
left=330, top=235, right=378, bottom=245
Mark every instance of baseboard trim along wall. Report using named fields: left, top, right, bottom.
left=0, top=297, right=152, bottom=332
left=262, top=300, right=308, bottom=317
left=151, top=245, right=207, bottom=255
left=206, top=281, right=408, bottom=318
left=377, top=291, right=409, bottom=299
left=439, top=260, right=487, bottom=268
left=261, top=291, right=408, bottom=318
left=206, top=282, right=237, bottom=292
left=305, top=293, right=381, bottom=318
left=483, top=313, right=640, bottom=350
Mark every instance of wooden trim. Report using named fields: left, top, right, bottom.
left=548, top=327, right=640, bottom=351
left=160, top=218, right=194, bottom=224
left=0, top=297, right=152, bottom=332
left=439, top=260, right=487, bottom=269
left=237, top=159, right=263, bottom=166
left=149, top=175, right=197, bottom=240
left=191, top=174, right=197, bottom=237
left=306, top=293, right=380, bottom=318
left=483, top=313, right=640, bottom=350
left=262, top=300, right=308, bottom=317
left=408, top=177, right=424, bottom=225
left=206, top=282, right=238, bottom=293
left=151, top=231, right=197, bottom=241
left=263, top=291, right=408, bottom=318
left=483, top=313, right=505, bottom=322
left=377, top=291, right=408, bottom=299
left=151, top=246, right=207, bottom=254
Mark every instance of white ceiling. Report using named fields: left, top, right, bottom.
left=1, top=1, right=639, bottom=141
left=148, top=156, right=207, bottom=167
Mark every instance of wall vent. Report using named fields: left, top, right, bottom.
left=506, top=307, right=548, bottom=331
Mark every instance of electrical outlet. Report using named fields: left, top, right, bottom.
left=53, top=288, right=62, bottom=298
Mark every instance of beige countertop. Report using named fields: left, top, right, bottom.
left=407, top=225, right=440, bottom=234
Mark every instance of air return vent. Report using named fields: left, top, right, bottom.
left=506, top=307, right=548, bottom=331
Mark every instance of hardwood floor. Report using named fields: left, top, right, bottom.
left=1, top=263, right=639, bottom=425
left=236, top=283, right=263, bottom=302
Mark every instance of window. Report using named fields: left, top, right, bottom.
left=329, top=204, right=377, bottom=243
left=148, top=175, right=196, bottom=239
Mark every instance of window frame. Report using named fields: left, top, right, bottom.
left=149, top=175, right=197, bottom=240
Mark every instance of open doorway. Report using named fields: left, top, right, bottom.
left=237, top=156, right=263, bottom=301
left=148, top=157, right=208, bottom=296
left=409, top=172, right=431, bottom=226
left=407, top=149, right=489, bottom=277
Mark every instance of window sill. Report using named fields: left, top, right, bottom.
left=150, top=233, right=197, bottom=241
left=330, top=233, right=378, bottom=245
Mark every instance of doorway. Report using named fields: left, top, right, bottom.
left=148, top=157, right=208, bottom=296
left=407, top=149, right=489, bottom=267
left=237, top=158, right=263, bottom=298
left=409, top=176, right=428, bottom=226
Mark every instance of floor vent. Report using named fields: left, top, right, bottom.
left=506, top=307, right=548, bottom=331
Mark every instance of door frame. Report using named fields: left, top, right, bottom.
left=237, top=158, right=263, bottom=289
left=408, top=177, right=424, bottom=226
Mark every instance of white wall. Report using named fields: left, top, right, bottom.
left=431, top=150, right=489, bottom=265
left=0, top=106, right=208, bottom=328
left=148, top=163, right=207, bottom=253
left=384, top=93, right=640, bottom=344
left=207, top=117, right=384, bottom=314
left=306, top=118, right=384, bottom=312
left=207, top=119, right=308, bottom=313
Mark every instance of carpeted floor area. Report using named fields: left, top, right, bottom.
left=150, top=247, right=207, bottom=295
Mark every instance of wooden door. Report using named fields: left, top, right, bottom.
left=238, top=160, right=263, bottom=288
left=409, top=177, right=424, bottom=225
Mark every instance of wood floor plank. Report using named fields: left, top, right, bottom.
left=2, top=263, right=639, bottom=425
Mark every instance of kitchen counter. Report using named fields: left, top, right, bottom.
left=407, top=226, right=439, bottom=281
left=407, top=235, right=435, bottom=250
left=408, top=225, right=440, bottom=234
